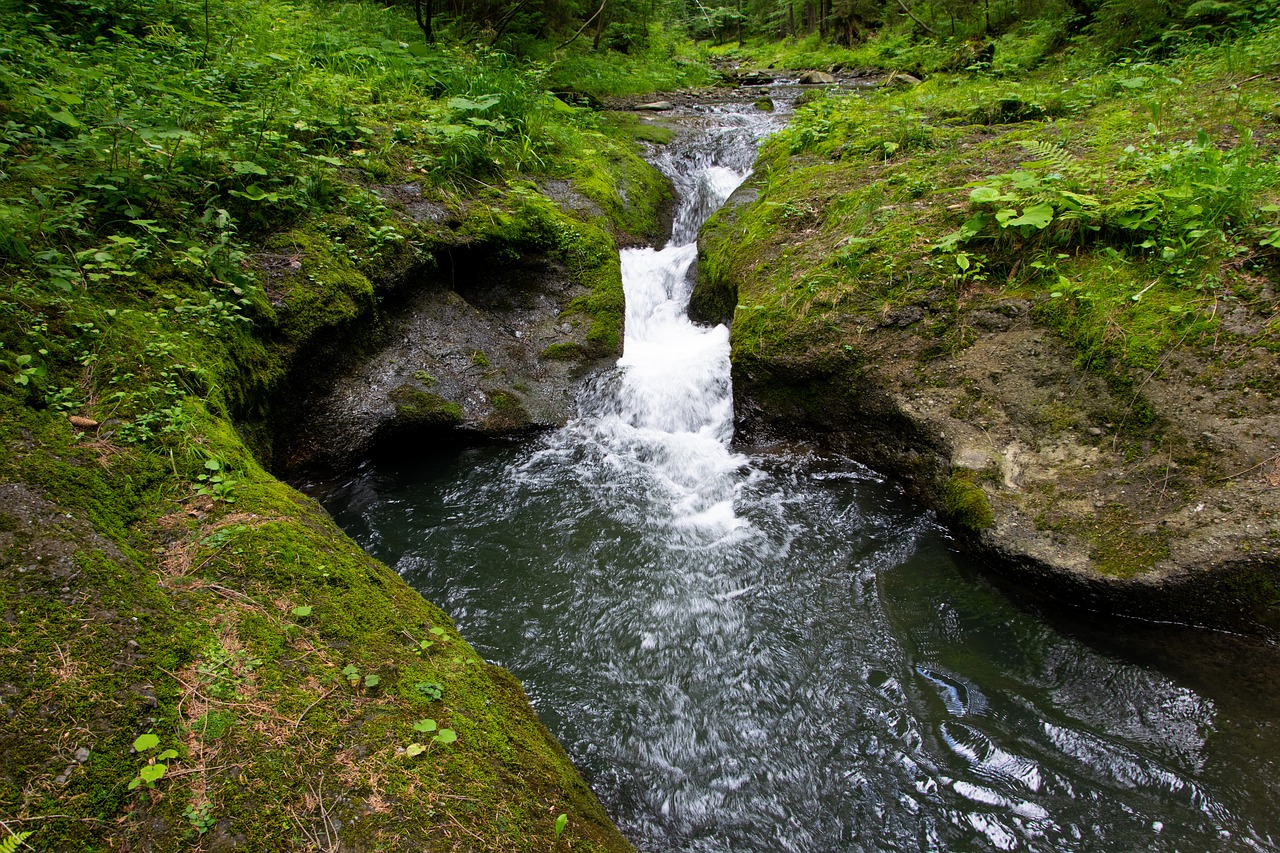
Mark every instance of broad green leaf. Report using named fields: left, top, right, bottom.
left=447, top=95, right=500, bottom=112
left=364, top=673, right=380, bottom=688
left=291, top=605, right=312, bottom=617
left=433, top=728, right=457, bottom=744
left=969, top=186, right=1002, bottom=204
left=1009, top=171, right=1041, bottom=190
left=406, top=742, right=426, bottom=757
left=133, top=733, right=160, bottom=752
left=156, top=749, right=179, bottom=761
left=48, top=109, right=83, bottom=128
left=413, top=719, right=438, bottom=733
left=1004, top=203, right=1054, bottom=230
left=232, top=161, right=268, bottom=176
left=555, top=813, right=568, bottom=838
left=139, top=763, right=167, bottom=784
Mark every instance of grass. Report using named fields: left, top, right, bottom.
left=703, top=22, right=1280, bottom=374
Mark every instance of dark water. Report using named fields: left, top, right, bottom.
left=317, top=441, right=1280, bottom=853
left=313, top=102, right=1278, bottom=852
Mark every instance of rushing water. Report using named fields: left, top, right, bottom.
left=314, top=104, right=1280, bottom=852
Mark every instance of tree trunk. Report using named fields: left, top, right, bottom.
left=413, top=0, right=435, bottom=44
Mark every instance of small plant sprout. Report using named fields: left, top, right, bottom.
left=363, top=673, right=380, bottom=689
left=194, top=459, right=239, bottom=504
left=415, top=626, right=450, bottom=655
left=415, top=681, right=444, bottom=701
left=406, top=719, right=457, bottom=757
left=183, top=802, right=216, bottom=834
left=128, top=733, right=178, bottom=790
left=342, top=664, right=360, bottom=686
left=554, top=813, right=568, bottom=839
left=291, top=605, right=313, bottom=618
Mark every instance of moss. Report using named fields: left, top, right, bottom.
left=942, top=468, right=995, bottom=531
left=388, top=385, right=464, bottom=427
left=1085, top=508, right=1170, bottom=578
left=541, top=341, right=582, bottom=359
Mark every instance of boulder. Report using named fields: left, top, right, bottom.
left=798, top=70, right=837, bottom=85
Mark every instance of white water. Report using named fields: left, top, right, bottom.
left=576, top=109, right=780, bottom=537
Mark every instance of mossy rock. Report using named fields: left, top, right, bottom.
left=942, top=469, right=995, bottom=531
left=389, top=385, right=464, bottom=427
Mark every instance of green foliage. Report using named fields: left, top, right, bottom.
left=182, top=802, right=217, bottom=835
left=0, top=831, right=34, bottom=853
left=415, top=681, right=445, bottom=700
left=128, top=733, right=179, bottom=790
left=406, top=718, right=458, bottom=756
left=555, top=813, right=569, bottom=839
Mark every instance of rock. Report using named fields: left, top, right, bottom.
left=635, top=101, right=674, bottom=112
left=754, top=97, right=775, bottom=113
left=881, top=306, right=924, bottom=328
left=75, top=746, right=90, bottom=762
left=738, top=69, right=774, bottom=86
left=798, top=70, right=837, bottom=85
left=883, top=72, right=922, bottom=88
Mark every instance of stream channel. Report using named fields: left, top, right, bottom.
left=311, top=102, right=1280, bottom=851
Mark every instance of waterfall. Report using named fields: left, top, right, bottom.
left=570, top=107, right=783, bottom=536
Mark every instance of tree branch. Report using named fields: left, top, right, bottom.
left=554, top=0, right=608, bottom=52
left=894, top=0, right=934, bottom=33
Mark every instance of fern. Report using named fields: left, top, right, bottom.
left=1018, top=140, right=1079, bottom=176
left=0, top=831, right=34, bottom=853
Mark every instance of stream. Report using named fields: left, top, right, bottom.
left=313, top=103, right=1280, bottom=852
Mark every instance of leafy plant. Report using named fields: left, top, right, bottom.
left=554, top=813, right=568, bottom=839
left=194, top=459, right=239, bottom=504
left=415, top=681, right=444, bottom=700
left=406, top=718, right=458, bottom=756
left=128, top=733, right=178, bottom=790
left=0, top=831, right=34, bottom=853
left=182, top=803, right=217, bottom=835
left=414, top=626, right=450, bottom=655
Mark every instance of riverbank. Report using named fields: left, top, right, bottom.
left=0, top=3, right=680, bottom=847
left=694, top=23, right=1280, bottom=637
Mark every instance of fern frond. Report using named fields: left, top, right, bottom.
left=0, top=831, right=35, bottom=853
left=1019, top=140, right=1078, bottom=176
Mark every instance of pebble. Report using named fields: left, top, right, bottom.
left=75, top=746, right=90, bottom=762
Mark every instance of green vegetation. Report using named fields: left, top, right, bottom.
left=0, top=0, right=690, bottom=847
left=705, top=19, right=1280, bottom=376
left=698, top=2, right=1280, bottom=597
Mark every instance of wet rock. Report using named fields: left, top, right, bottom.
left=275, top=251, right=617, bottom=476
left=737, top=69, right=774, bottom=86
left=635, top=101, right=675, bottom=111
left=798, top=70, right=837, bottom=85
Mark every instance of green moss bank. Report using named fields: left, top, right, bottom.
left=697, top=25, right=1280, bottom=639
left=0, top=1, right=686, bottom=845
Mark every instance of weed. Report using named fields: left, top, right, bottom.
left=128, top=733, right=178, bottom=790
left=182, top=803, right=217, bottom=835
